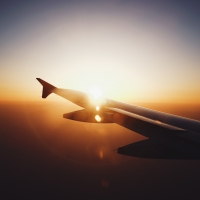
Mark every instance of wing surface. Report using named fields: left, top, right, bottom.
left=106, top=100, right=200, bottom=134
left=117, top=139, right=200, bottom=159
left=37, top=78, right=200, bottom=159
left=37, top=78, right=91, bottom=108
left=103, top=107, right=200, bottom=159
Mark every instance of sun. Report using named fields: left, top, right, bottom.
left=88, top=85, right=105, bottom=108
left=89, top=85, right=103, bottom=100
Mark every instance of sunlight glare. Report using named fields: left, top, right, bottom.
left=89, top=85, right=103, bottom=99
left=95, top=115, right=101, bottom=122
left=96, top=106, right=100, bottom=111
left=89, top=85, right=105, bottom=107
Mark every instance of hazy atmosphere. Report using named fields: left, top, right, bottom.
left=1, top=0, right=200, bottom=103
left=0, top=0, right=200, bottom=199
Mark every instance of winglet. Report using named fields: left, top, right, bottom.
left=36, top=78, right=56, bottom=98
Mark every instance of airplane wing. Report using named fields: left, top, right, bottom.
left=36, top=78, right=200, bottom=159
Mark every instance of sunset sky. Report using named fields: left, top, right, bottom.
left=0, top=0, right=200, bottom=103
left=1, top=1, right=200, bottom=199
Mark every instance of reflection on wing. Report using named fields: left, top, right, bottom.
left=63, top=109, right=113, bottom=123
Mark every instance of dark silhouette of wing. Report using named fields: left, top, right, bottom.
left=118, top=139, right=200, bottom=159
left=36, top=78, right=200, bottom=159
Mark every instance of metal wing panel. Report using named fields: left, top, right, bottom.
left=103, top=108, right=186, bottom=140
left=103, top=108, right=200, bottom=159
left=104, top=107, right=200, bottom=145
left=54, top=88, right=90, bottom=108
left=106, top=99, right=200, bottom=134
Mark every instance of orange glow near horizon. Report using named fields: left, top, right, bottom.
left=1, top=2, right=200, bottom=197
left=0, top=2, right=200, bottom=104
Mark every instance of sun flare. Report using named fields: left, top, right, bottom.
left=95, top=115, right=101, bottom=122
left=96, top=106, right=100, bottom=111
left=89, top=85, right=103, bottom=100
left=88, top=85, right=105, bottom=107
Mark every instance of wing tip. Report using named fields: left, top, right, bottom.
left=36, top=78, right=56, bottom=98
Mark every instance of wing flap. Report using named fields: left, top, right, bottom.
left=103, top=108, right=187, bottom=140
left=105, top=107, right=185, bottom=131
left=104, top=107, right=200, bottom=145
